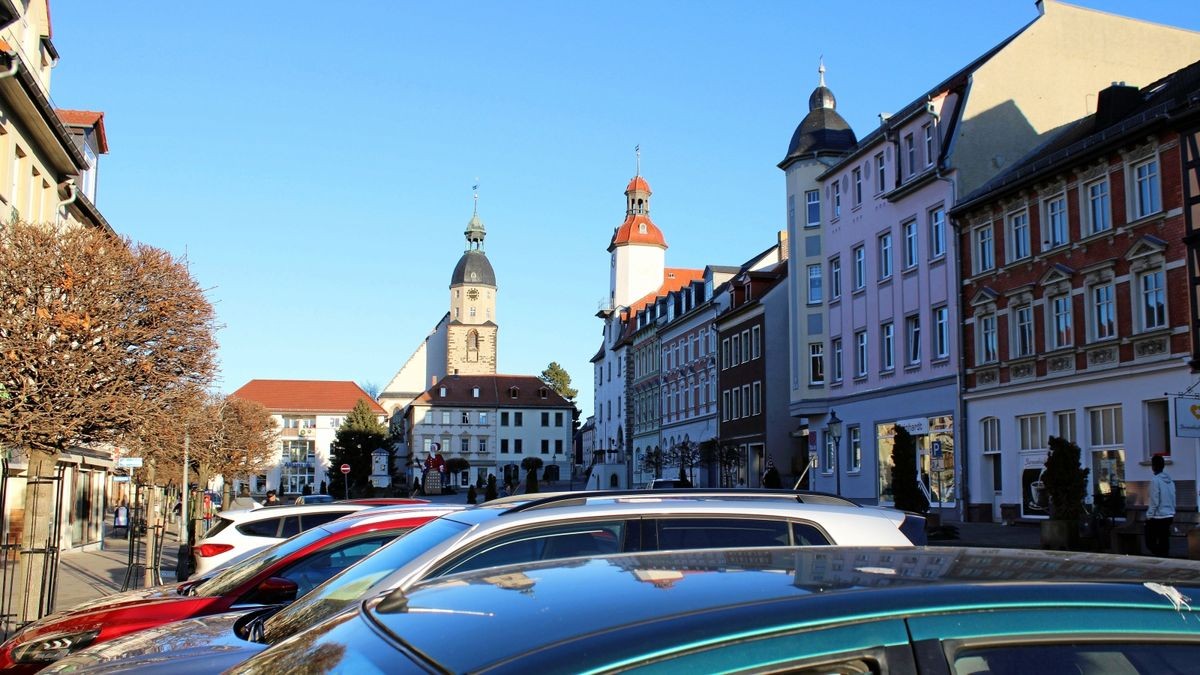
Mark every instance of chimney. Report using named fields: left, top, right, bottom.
left=778, top=230, right=789, bottom=261
left=1094, top=82, right=1141, bottom=130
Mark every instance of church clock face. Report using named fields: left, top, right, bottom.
left=467, top=288, right=479, bottom=301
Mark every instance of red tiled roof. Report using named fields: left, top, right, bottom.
left=609, top=213, right=666, bottom=250
left=627, top=268, right=704, bottom=315
left=56, top=109, right=108, bottom=154
left=626, top=176, right=651, bottom=193
left=232, top=380, right=386, bottom=414
left=412, top=374, right=574, bottom=408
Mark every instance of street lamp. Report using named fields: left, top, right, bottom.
left=825, top=410, right=843, bottom=497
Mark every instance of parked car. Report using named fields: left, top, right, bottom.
left=236, top=546, right=1200, bottom=673
left=291, top=494, right=334, bottom=505
left=42, top=489, right=922, bottom=673
left=0, top=505, right=460, bottom=673
left=647, top=478, right=690, bottom=489
left=191, top=503, right=372, bottom=576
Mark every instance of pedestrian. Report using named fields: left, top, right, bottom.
left=467, top=485, right=478, bottom=505
left=264, top=489, right=280, bottom=506
left=1146, top=453, right=1176, bottom=557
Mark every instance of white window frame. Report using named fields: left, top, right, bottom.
left=1018, top=413, right=1047, bottom=451
left=879, top=232, right=893, bottom=280
left=831, top=338, right=843, bottom=382
left=855, top=330, right=868, bottom=377
left=881, top=322, right=895, bottom=371
left=1007, top=210, right=1030, bottom=262
left=1049, top=294, right=1073, bottom=350
left=751, top=381, right=761, bottom=416
left=1056, top=410, right=1077, bottom=444
left=1138, top=269, right=1166, bottom=331
left=1012, top=303, right=1034, bottom=358
left=903, top=219, right=918, bottom=269
left=832, top=181, right=841, bottom=219
left=978, top=314, right=998, bottom=365
left=974, top=225, right=994, bottom=273
left=929, top=207, right=945, bottom=259
left=923, top=123, right=934, bottom=167
left=830, top=257, right=842, bottom=300
left=875, top=152, right=886, bottom=193
left=981, top=417, right=1000, bottom=454
left=1090, top=283, right=1116, bottom=341
left=904, top=133, right=915, bottom=176
left=805, top=190, right=820, bottom=227
left=906, top=315, right=921, bottom=365
left=751, top=325, right=761, bottom=359
left=852, top=167, right=863, bottom=206
left=1132, top=157, right=1161, bottom=220
left=934, top=305, right=949, bottom=359
left=809, top=343, right=825, bottom=385
left=849, top=427, right=862, bottom=472
left=1044, top=195, right=1068, bottom=249
left=853, top=246, right=866, bottom=290
left=807, top=264, right=822, bottom=304
left=1088, top=405, right=1123, bottom=447
left=1085, top=178, right=1111, bottom=235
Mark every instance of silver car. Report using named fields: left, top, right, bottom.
left=45, top=490, right=923, bottom=674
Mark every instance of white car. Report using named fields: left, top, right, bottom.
left=191, top=503, right=370, bottom=576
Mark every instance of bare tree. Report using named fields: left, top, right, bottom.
left=0, top=221, right=217, bottom=621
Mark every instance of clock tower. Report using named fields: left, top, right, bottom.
left=447, top=201, right=497, bottom=376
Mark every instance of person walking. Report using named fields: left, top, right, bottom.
left=1146, top=453, right=1176, bottom=557
left=264, top=490, right=281, bottom=506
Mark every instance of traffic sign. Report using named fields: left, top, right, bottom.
left=117, top=457, right=143, bottom=468
left=340, top=464, right=351, bottom=474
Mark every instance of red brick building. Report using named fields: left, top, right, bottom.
left=952, top=61, right=1200, bottom=522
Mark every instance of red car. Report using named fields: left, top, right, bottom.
left=0, top=505, right=458, bottom=672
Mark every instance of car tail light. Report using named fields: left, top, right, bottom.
left=195, top=543, right=234, bottom=557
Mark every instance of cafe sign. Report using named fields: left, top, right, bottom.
left=1174, top=398, right=1200, bottom=438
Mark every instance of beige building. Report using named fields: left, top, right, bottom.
left=0, top=0, right=117, bottom=552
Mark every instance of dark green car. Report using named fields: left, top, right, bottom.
left=238, top=546, right=1200, bottom=673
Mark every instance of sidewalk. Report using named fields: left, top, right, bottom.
left=54, top=525, right=180, bottom=614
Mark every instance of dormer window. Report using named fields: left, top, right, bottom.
left=472, top=387, right=480, bottom=398
left=539, top=387, right=549, bottom=399
left=509, top=386, right=519, bottom=399
left=439, top=387, right=447, bottom=397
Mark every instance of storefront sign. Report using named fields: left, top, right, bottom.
left=116, top=457, right=143, bottom=468
left=1174, top=397, right=1200, bottom=438
left=894, top=417, right=929, bottom=436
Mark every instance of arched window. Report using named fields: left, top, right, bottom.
left=465, top=330, right=479, bottom=362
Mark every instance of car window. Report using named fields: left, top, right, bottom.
left=952, top=643, right=1200, bottom=674
left=653, top=518, right=793, bottom=549
left=279, top=516, right=301, bottom=538
left=203, top=517, right=233, bottom=539
left=192, top=525, right=334, bottom=597
left=432, top=521, right=625, bottom=577
left=267, top=534, right=399, bottom=598
left=262, top=517, right=472, bottom=645
left=792, top=522, right=831, bottom=546
left=238, top=518, right=282, bottom=538
left=301, top=511, right=348, bottom=530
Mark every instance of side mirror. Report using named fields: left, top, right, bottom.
left=248, top=576, right=299, bottom=605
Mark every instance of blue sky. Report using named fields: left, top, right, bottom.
left=48, top=1, right=1200, bottom=417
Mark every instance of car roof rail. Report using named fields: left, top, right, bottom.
left=501, top=488, right=860, bottom=514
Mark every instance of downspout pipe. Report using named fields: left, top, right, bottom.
left=930, top=104, right=969, bottom=523
left=56, top=178, right=77, bottom=212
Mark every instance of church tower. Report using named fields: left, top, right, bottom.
left=608, top=163, right=667, bottom=309
left=447, top=197, right=497, bottom=375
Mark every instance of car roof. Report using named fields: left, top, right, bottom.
left=376, top=546, right=1200, bottom=673
left=443, top=490, right=889, bottom=531
left=215, top=503, right=369, bottom=522
left=336, top=505, right=466, bottom=526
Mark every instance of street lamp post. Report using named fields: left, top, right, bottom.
left=825, top=410, right=843, bottom=497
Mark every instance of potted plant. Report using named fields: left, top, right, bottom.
left=1040, top=435, right=1090, bottom=550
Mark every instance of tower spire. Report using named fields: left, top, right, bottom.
left=818, top=56, right=825, bottom=87
left=472, top=178, right=479, bottom=216
left=635, top=144, right=641, bottom=177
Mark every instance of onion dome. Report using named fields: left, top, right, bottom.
left=780, top=61, right=857, bottom=169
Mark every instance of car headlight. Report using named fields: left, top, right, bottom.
left=10, top=629, right=101, bottom=663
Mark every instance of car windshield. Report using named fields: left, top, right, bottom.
left=192, top=525, right=335, bottom=597
left=261, top=517, right=470, bottom=643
